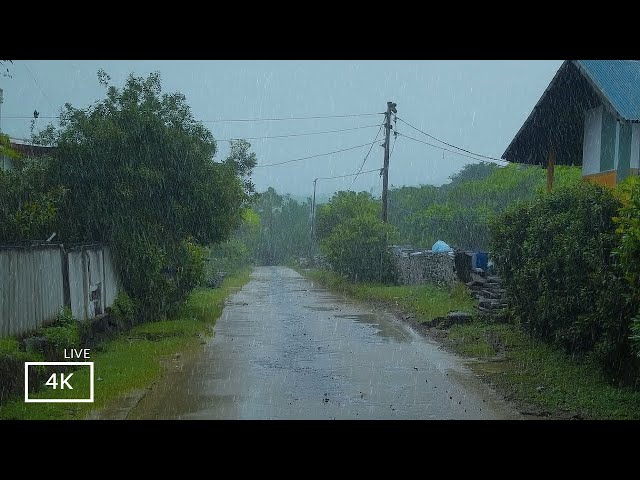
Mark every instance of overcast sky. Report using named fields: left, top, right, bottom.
left=0, top=60, right=562, bottom=199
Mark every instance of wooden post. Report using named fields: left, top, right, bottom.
left=381, top=101, right=397, bottom=223
left=310, top=178, right=317, bottom=257
left=547, top=150, right=556, bottom=193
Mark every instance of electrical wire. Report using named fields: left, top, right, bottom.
left=218, top=123, right=380, bottom=141
left=1, top=112, right=384, bottom=122
left=348, top=122, right=384, bottom=189
left=316, top=168, right=380, bottom=181
left=254, top=141, right=379, bottom=168
left=397, top=132, right=508, bottom=165
left=202, top=112, right=384, bottom=123
left=390, top=131, right=398, bottom=157
left=22, top=62, right=56, bottom=114
left=396, top=116, right=506, bottom=163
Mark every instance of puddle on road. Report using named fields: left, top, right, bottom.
left=334, top=313, right=409, bottom=343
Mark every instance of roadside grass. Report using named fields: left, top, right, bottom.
left=300, top=267, right=640, bottom=419
left=447, top=321, right=640, bottom=419
left=0, top=268, right=252, bottom=420
left=301, top=268, right=475, bottom=322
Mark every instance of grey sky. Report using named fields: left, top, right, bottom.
left=0, top=60, right=562, bottom=199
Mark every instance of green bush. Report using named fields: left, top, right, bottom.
left=0, top=338, right=44, bottom=403
left=491, top=181, right=640, bottom=385
left=321, top=215, right=399, bottom=283
left=108, top=290, right=138, bottom=326
left=37, top=307, right=80, bottom=353
left=613, top=176, right=640, bottom=358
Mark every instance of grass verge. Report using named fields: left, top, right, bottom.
left=301, top=268, right=475, bottom=322
left=446, top=321, right=640, bottom=419
left=0, top=267, right=252, bottom=420
left=299, top=267, right=640, bottom=419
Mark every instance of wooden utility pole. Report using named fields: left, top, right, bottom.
left=546, top=149, right=556, bottom=193
left=309, top=178, right=317, bottom=256
left=382, top=101, right=397, bottom=223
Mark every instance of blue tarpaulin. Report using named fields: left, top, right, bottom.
left=432, top=240, right=452, bottom=253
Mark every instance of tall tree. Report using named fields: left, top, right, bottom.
left=34, top=71, right=254, bottom=318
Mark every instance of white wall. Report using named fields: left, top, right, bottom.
left=0, top=247, right=65, bottom=337
left=67, top=251, right=86, bottom=321
left=102, top=246, right=120, bottom=307
left=632, top=124, right=640, bottom=170
left=582, top=105, right=602, bottom=176
left=1, top=244, right=122, bottom=337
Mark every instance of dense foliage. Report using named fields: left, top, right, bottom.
left=389, top=162, right=582, bottom=250
left=613, top=177, right=640, bottom=357
left=492, top=181, right=640, bottom=385
left=207, top=208, right=260, bottom=274
left=315, top=191, right=380, bottom=242
left=25, top=71, right=254, bottom=320
left=316, top=191, right=398, bottom=283
left=0, top=134, right=66, bottom=241
left=254, top=187, right=311, bottom=265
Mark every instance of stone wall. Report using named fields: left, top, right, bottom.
left=390, top=246, right=457, bottom=286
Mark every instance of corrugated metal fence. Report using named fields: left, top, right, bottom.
left=0, top=243, right=121, bottom=338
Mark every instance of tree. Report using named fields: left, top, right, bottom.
left=34, top=71, right=254, bottom=319
left=315, top=191, right=379, bottom=242
left=254, top=187, right=311, bottom=265
left=314, top=190, right=397, bottom=283
left=321, top=215, right=398, bottom=283
left=224, top=139, right=257, bottom=207
left=0, top=134, right=66, bottom=241
left=1, top=60, right=11, bottom=77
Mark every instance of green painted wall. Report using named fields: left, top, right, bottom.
left=601, top=109, right=616, bottom=171
left=618, top=122, right=632, bottom=182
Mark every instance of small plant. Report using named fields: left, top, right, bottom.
left=36, top=307, right=80, bottom=353
left=108, top=290, right=138, bottom=326
left=0, top=338, right=44, bottom=403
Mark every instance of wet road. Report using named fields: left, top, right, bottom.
left=130, top=266, right=521, bottom=420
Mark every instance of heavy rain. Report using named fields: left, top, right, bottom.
left=1, top=60, right=640, bottom=421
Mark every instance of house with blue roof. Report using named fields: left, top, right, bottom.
left=503, top=60, right=640, bottom=187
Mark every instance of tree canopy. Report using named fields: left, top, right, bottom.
left=31, top=71, right=255, bottom=318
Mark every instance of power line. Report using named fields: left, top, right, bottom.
left=218, top=123, right=380, bottom=141
left=202, top=112, right=384, bottom=123
left=397, top=132, right=507, bottom=164
left=2, top=115, right=59, bottom=120
left=349, top=122, right=384, bottom=189
left=22, top=62, right=56, bottom=114
left=390, top=131, right=398, bottom=157
left=254, top=141, right=378, bottom=168
left=2, top=112, right=384, bottom=123
left=396, top=116, right=506, bottom=163
left=316, top=168, right=381, bottom=181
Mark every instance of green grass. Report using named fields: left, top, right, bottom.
left=301, top=268, right=475, bottom=322
left=0, top=268, right=252, bottom=420
left=447, top=321, right=640, bottom=419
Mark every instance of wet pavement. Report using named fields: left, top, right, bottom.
left=128, top=266, right=522, bottom=420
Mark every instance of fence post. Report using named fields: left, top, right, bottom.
left=61, top=244, right=71, bottom=308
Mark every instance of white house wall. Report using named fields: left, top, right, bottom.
left=631, top=124, right=640, bottom=170
left=582, top=105, right=602, bottom=175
